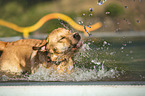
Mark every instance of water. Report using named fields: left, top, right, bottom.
left=0, top=35, right=145, bottom=81
left=97, top=0, right=107, bottom=5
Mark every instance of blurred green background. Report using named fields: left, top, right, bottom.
left=0, top=0, right=145, bottom=37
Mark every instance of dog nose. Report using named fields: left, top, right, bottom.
left=73, top=33, right=81, bottom=40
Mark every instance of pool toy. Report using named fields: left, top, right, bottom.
left=0, top=13, right=102, bottom=38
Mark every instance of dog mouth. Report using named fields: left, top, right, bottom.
left=72, top=41, right=82, bottom=51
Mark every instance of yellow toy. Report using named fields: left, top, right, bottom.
left=0, top=13, right=102, bottom=38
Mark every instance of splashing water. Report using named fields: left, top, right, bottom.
left=28, top=66, right=118, bottom=81
left=27, top=42, right=119, bottom=81
left=0, top=40, right=120, bottom=81
left=97, top=0, right=107, bottom=5
left=83, top=26, right=92, bottom=36
left=89, top=8, right=93, bottom=12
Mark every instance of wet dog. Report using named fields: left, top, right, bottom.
left=0, top=28, right=82, bottom=75
left=0, top=45, right=48, bottom=75
left=0, top=39, right=44, bottom=51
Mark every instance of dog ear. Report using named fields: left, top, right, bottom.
left=36, top=39, right=49, bottom=48
left=32, top=45, right=46, bottom=51
left=32, top=42, right=48, bottom=51
left=32, top=46, right=40, bottom=50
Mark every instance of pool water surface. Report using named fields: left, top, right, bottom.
left=0, top=33, right=145, bottom=82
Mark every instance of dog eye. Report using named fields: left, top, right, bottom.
left=60, top=37, right=65, bottom=40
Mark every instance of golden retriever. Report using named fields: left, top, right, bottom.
left=0, top=28, right=82, bottom=75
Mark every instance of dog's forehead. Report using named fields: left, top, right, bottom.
left=55, top=28, right=70, bottom=34
left=49, top=28, right=71, bottom=39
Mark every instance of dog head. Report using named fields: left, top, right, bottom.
left=33, top=28, right=82, bottom=62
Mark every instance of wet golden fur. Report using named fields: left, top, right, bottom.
left=0, top=28, right=82, bottom=75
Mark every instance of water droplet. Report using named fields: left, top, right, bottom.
left=105, top=11, right=110, bottom=14
left=125, top=6, right=128, bottom=8
left=84, top=26, right=87, bottom=32
left=128, top=22, right=131, bottom=24
left=97, top=0, right=107, bottom=5
left=123, top=18, right=128, bottom=22
left=103, top=41, right=107, bottom=45
left=89, top=13, right=93, bottom=17
left=121, top=47, right=124, bottom=49
left=128, top=41, right=132, bottom=44
left=126, top=54, right=129, bottom=56
left=87, top=25, right=91, bottom=28
left=89, top=8, right=93, bottom=12
left=122, top=44, right=127, bottom=46
left=79, top=21, right=83, bottom=25
left=115, top=29, right=119, bottom=32
left=81, top=13, right=85, bottom=16
left=130, top=50, right=133, bottom=53
left=96, top=62, right=101, bottom=65
left=137, top=20, right=140, bottom=23
left=117, top=22, right=120, bottom=24
left=110, top=52, right=115, bottom=55
left=91, top=60, right=101, bottom=65
left=84, top=26, right=92, bottom=36
left=93, top=66, right=96, bottom=69
left=97, top=1, right=103, bottom=5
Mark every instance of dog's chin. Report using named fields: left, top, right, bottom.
left=72, top=41, right=82, bottom=51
